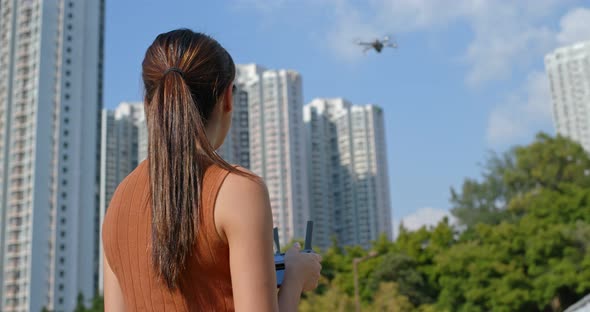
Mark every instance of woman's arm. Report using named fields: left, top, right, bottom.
left=277, top=243, right=305, bottom=310
left=215, top=171, right=304, bottom=312
left=103, top=254, right=125, bottom=312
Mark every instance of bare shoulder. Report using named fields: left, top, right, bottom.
left=110, top=160, right=148, bottom=200
left=222, top=166, right=266, bottom=194
left=214, top=166, right=271, bottom=243
left=230, top=165, right=259, bottom=178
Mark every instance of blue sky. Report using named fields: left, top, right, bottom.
left=104, top=0, right=590, bottom=233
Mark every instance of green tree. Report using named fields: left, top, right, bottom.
left=450, top=150, right=517, bottom=228
left=74, top=293, right=86, bottom=312
left=300, top=283, right=354, bottom=312
left=435, top=184, right=590, bottom=312
left=505, top=133, right=590, bottom=195
left=432, top=134, right=590, bottom=311
left=369, top=253, right=433, bottom=306
left=367, top=282, right=414, bottom=312
left=88, top=293, right=104, bottom=312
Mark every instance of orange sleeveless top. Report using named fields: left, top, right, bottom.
left=102, top=160, right=234, bottom=311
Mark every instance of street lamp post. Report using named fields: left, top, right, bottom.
left=353, top=251, right=378, bottom=312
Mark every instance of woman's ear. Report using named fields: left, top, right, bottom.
left=223, top=84, right=234, bottom=113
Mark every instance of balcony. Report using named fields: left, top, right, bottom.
left=9, top=197, right=26, bottom=206
left=7, top=208, right=26, bottom=219
left=6, top=247, right=23, bottom=256
left=10, top=165, right=27, bottom=174
left=16, top=57, right=30, bottom=69
left=3, top=262, right=21, bottom=272
left=3, top=289, right=19, bottom=299
left=12, top=110, right=30, bottom=119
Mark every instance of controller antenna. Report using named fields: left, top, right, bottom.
left=273, top=227, right=281, bottom=255
left=304, top=221, right=313, bottom=252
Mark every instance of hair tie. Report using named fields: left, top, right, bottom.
left=164, top=67, right=184, bottom=77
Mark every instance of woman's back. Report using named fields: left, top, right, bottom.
left=102, top=160, right=234, bottom=311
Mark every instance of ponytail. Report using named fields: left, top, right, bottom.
left=147, top=70, right=204, bottom=289
left=142, top=29, right=245, bottom=289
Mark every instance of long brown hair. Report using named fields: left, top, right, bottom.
left=142, top=29, right=242, bottom=289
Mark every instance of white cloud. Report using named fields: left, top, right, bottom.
left=557, top=8, right=590, bottom=45
left=464, top=26, right=554, bottom=85
left=393, top=207, right=455, bottom=238
left=486, top=71, right=553, bottom=146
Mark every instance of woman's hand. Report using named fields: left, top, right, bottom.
left=283, top=242, right=322, bottom=292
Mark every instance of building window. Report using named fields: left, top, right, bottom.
left=60, top=218, right=66, bottom=225
left=64, top=94, right=70, bottom=100
left=64, top=106, right=70, bottom=112
left=61, top=205, right=66, bottom=211
left=60, top=270, right=64, bottom=277
left=59, top=297, right=63, bottom=304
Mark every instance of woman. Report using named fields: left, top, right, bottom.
left=102, top=29, right=322, bottom=311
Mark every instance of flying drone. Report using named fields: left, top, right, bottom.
left=356, top=36, right=398, bottom=54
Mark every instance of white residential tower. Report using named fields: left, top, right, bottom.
left=236, top=64, right=309, bottom=245
left=0, top=0, right=105, bottom=311
left=217, top=84, right=250, bottom=168
left=304, top=98, right=392, bottom=249
left=545, top=41, right=590, bottom=152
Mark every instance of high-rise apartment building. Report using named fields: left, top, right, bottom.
left=545, top=41, right=590, bottom=152
left=0, top=1, right=105, bottom=311
left=98, top=102, right=143, bottom=292
left=304, top=98, right=391, bottom=249
left=236, top=64, right=309, bottom=245
left=217, top=84, right=250, bottom=168
left=136, top=111, right=148, bottom=163
left=99, top=102, right=143, bottom=216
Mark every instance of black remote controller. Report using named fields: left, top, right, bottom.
left=274, top=221, right=314, bottom=287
